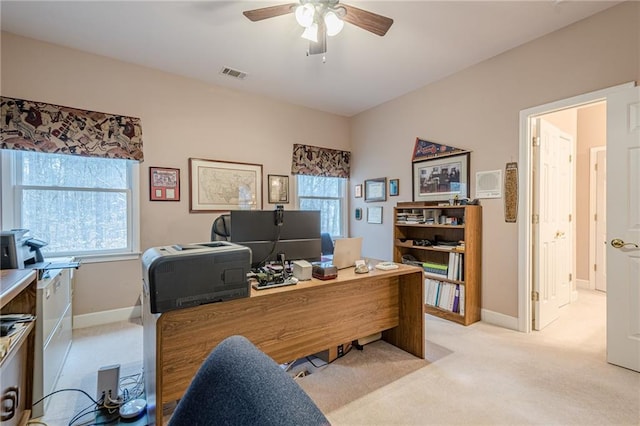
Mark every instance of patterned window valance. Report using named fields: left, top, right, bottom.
left=291, top=144, right=351, bottom=178
left=0, top=96, right=144, bottom=162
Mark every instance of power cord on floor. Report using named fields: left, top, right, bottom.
left=29, top=369, right=145, bottom=426
left=32, top=388, right=100, bottom=409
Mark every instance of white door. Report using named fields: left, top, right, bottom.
left=533, top=118, right=574, bottom=330
left=606, top=86, right=640, bottom=372
left=594, top=149, right=607, bottom=292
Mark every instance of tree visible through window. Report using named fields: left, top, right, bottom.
left=297, top=175, right=346, bottom=237
left=2, top=150, right=138, bottom=257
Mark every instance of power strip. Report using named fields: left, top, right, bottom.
left=97, top=364, right=120, bottom=405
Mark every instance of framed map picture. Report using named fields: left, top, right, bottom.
left=189, top=158, right=263, bottom=212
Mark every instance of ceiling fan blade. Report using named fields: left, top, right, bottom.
left=341, top=4, right=393, bottom=36
left=243, top=3, right=297, bottom=22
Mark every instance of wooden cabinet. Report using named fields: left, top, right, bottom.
left=0, top=269, right=37, bottom=426
left=393, top=202, right=482, bottom=325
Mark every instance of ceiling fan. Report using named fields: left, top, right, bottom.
left=243, top=0, right=393, bottom=55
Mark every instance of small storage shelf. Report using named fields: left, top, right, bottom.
left=393, top=202, right=482, bottom=326
left=1, top=269, right=37, bottom=426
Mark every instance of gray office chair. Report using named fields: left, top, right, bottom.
left=321, top=233, right=334, bottom=256
left=211, top=214, right=231, bottom=241
left=169, top=335, right=329, bottom=426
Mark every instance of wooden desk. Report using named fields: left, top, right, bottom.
left=143, top=264, right=424, bottom=425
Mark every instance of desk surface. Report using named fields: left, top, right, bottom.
left=144, top=263, right=424, bottom=425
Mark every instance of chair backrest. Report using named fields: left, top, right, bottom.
left=211, top=214, right=231, bottom=241
left=320, top=232, right=334, bottom=255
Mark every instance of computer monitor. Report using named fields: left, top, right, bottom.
left=222, top=209, right=322, bottom=268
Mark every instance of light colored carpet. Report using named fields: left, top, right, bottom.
left=38, top=289, right=639, bottom=425
left=318, top=290, right=639, bottom=425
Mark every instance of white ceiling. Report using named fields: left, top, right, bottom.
left=1, top=1, right=621, bottom=117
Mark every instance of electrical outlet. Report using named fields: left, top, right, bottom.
left=97, top=364, right=120, bottom=405
left=337, top=344, right=344, bottom=357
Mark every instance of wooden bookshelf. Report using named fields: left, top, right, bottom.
left=394, top=202, right=482, bottom=325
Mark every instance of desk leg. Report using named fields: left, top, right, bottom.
left=382, top=270, right=425, bottom=358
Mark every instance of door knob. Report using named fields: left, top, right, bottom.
left=610, top=238, right=639, bottom=249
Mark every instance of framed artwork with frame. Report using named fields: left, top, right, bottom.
left=150, top=167, right=180, bottom=201
left=189, top=158, right=262, bottom=212
left=389, top=178, right=399, bottom=197
left=268, top=174, right=289, bottom=204
left=412, top=152, right=470, bottom=202
left=354, top=184, right=363, bottom=198
left=367, top=206, right=383, bottom=224
left=364, top=177, right=387, bottom=202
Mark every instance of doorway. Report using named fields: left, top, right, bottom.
left=517, top=82, right=634, bottom=334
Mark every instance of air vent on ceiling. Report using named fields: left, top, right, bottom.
left=220, top=67, right=247, bottom=80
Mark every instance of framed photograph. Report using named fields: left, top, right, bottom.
left=189, top=158, right=262, bottom=212
left=367, top=206, right=383, bottom=224
left=364, top=177, right=387, bottom=202
left=354, top=184, right=363, bottom=198
left=389, top=179, right=399, bottom=197
left=412, top=152, right=470, bottom=202
left=150, top=167, right=180, bottom=201
left=355, top=207, right=363, bottom=220
left=268, top=174, right=289, bottom=204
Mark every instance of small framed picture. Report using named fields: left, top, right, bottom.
left=354, top=184, right=363, bottom=198
left=364, top=177, right=387, bottom=202
left=150, top=167, right=180, bottom=201
left=355, top=207, right=363, bottom=220
left=367, top=206, right=383, bottom=224
left=268, top=174, right=289, bottom=204
left=389, top=179, right=399, bottom=197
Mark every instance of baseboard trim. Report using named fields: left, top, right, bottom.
left=481, top=308, right=519, bottom=331
left=73, top=305, right=141, bottom=329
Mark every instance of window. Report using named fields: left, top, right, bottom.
left=1, top=150, right=140, bottom=260
left=296, top=175, right=347, bottom=238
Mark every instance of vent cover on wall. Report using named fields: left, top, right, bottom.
left=220, top=67, right=248, bottom=80
left=475, top=170, right=502, bottom=199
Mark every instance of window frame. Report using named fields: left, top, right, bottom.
left=0, top=150, right=141, bottom=263
left=295, top=175, right=348, bottom=239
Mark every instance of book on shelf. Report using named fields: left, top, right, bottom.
left=424, top=279, right=464, bottom=315
left=452, top=284, right=460, bottom=313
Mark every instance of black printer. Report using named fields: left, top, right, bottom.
left=1, top=229, right=80, bottom=277
left=142, top=241, right=251, bottom=313
left=1, top=229, right=46, bottom=269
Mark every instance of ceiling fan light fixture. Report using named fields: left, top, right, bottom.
left=301, top=22, right=319, bottom=42
left=295, top=3, right=315, bottom=27
left=324, top=10, right=344, bottom=36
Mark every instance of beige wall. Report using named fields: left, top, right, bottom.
left=0, top=32, right=350, bottom=315
left=1, top=1, right=638, bottom=321
left=349, top=1, right=639, bottom=318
